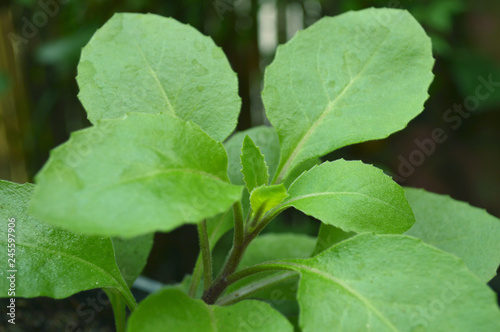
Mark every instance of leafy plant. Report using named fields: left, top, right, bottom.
left=1, top=8, right=500, bottom=331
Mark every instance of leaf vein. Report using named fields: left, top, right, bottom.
left=276, top=29, right=393, bottom=182
left=12, top=240, right=129, bottom=299
left=285, top=191, right=412, bottom=220
left=132, top=39, right=175, bottom=114
left=289, top=263, right=399, bottom=332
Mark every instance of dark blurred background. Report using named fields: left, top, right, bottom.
left=0, top=0, right=499, bottom=330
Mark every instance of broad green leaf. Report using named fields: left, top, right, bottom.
left=77, top=13, right=240, bottom=141
left=263, top=8, right=434, bottom=182
left=405, top=187, right=500, bottom=282
left=250, top=184, right=289, bottom=217
left=127, top=288, right=293, bottom=332
left=240, top=135, right=269, bottom=193
left=239, top=233, right=316, bottom=270
left=0, top=180, right=135, bottom=307
left=30, top=113, right=242, bottom=237
left=225, top=126, right=280, bottom=186
left=277, top=234, right=500, bottom=331
left=313, top=224, right=355, bottom=255
left=111, top=233, right=154, bottom=287
left=283, top=160, right=415, bottom=234
left=282, top=157, right=321, bottom=189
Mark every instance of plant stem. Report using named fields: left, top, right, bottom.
left=189, top=204, right=242, bottom=298
left=202, top=202, right=247, bottom=304
left=105, top=289, right=127, bottom=332
left=233, top=201, right=244, bottom=248
left=188, top=256, right=203, bottom=297
left=248, top=205, right=265, bottom=229
left=201, top=199, right=289, bottom=304
left=201, top=236, right=249, bottom=304
left=197, top=219, right=212, bottom=290
left=120, top=288, right=137, bottom=312
left=202, top=205, right=286, bottom=304
left=249, top=204, right=288, bottom=239
left=188, top=208, right=232, bottom=297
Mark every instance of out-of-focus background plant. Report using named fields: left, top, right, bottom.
left=1, top=0, right=499, bottom=330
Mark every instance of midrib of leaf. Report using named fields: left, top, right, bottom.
left=10, top=239, right=134, bottom=306
left=132, top=38, right=175, bottom=114
left=205, top=305, right=219, bottom=332
left=286, top=262, right=399, bottom=332
left=85, top=168, right=227, bottom=193
left=273, top=29, right=392, bottom=184
left=283, top=191, right=412, bottom=220
left=229, top=260, right=399, bottom=330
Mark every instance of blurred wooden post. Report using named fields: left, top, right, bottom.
left=0, top=8, right=29, bottom=183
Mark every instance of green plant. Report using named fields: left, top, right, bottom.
left=1, top=7, right=500, bottom=331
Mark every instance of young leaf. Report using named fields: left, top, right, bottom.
left=226, top=126, right=319, bottom=192
left=405, top=187, right=500, bottom=282
left=250, top=184, right=289, bottom=218
left=111, top=233, right=154, bottom=287
left=240, top=135, right=269, bottom=193
left=225, top=127, right=279, bottom=221
left=283, top=160, right=415, bottom=234
left=275, top=234, right=500, bottom=331
left=263, top=8, right=434, bottom=182
left=30, top=112, right=242, bottom=238
left=0, top=181, right=135, bottom=308
left=225, top=127, right=318, bottom=226
left=127, top=288, right=293, bottom=332
left=225, top=126, right=280, bottom=185
left=77, top=13, right=240, bottom=141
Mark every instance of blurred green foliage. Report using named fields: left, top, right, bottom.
left=1, top=0, right=499, bottom=293
left=0, top=71, right=9, bottom=95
